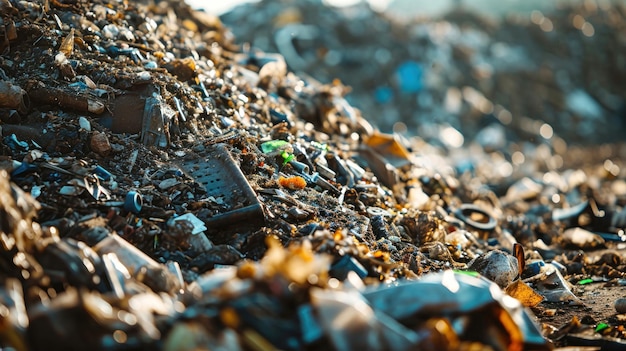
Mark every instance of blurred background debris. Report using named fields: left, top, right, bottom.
left=216, top=0, right=626, bottom=145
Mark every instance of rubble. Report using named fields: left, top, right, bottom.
left=0, top=0, right=625, bottom=350
left=221, top=0, right=626, bottom=144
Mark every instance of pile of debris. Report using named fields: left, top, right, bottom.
left=1, top=0, right=625, bottom=350
left=221, top=0, right=626, bottom=144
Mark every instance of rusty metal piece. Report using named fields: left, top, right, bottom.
left=27, top=81, right=104, bottom=114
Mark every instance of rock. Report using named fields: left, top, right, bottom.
left=90, top=131, right=112, bottom=157
left=615, top=298, right=626, bottom=314
left=468, top=249, right=518, bottom=288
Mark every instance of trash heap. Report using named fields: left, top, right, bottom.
left=0, top=0, right=625, bottom=350
left=221, top=0, right=626, bottom=144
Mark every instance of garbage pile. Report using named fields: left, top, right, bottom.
left=221, top=0, right=626, bottom=144
left=0, top=0, right=625, bottom=350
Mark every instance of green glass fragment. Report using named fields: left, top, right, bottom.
left=595, top=323, right=609, bottom=332
left=578, top=278, right=594, bottom=285
left=261, top=140, right=289, bottom=153
left=453, top=270, right=480, bottom=277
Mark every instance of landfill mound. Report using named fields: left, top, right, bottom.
left=0, top=0, right=625, bottom=350
left=221, top=0, right=626, bottom=144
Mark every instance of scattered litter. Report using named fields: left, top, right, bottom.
left=0, top=0, right=624, bottom=349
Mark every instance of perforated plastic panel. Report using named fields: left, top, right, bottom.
left=180, top=143, right=264, bottom=229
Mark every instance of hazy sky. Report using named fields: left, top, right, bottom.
left=186, top=0, right=392, bottom=15
left=186, top=0, right=562, bottom=18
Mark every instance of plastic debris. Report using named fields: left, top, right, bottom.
left=179, top=143, right=265, bottom=233
left=363, top=270, right=550, bottom=350
left=260, top=140, right=290, bottom=153
left=0, top=0, right=624, bottom=349
left=525, top=264, right=582, bottom=305
left=142, top=87, right=175, bottom=148
left=505, top=280, right=544, bottom=307
left=454, top=204, right=497, bottom=231
left=596, top=323, right=610, bottom=333
left=173, top=213, right=207, bottom=235
left=124, top=191, right=143, bottom=214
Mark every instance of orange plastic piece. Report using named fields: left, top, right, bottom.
left=278, top=175, right=307, bottom=190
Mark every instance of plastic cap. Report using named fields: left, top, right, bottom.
left=124, top=191, right=143, bottom=214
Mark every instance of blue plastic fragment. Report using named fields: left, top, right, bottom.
left=595, top=232, right=626, bottom=242
left=11, top=162, right=37, bottom=177
left=298, top=305, right=323, bottom=344
left=395, top=61, right=424, bottom=93
left=68, top=81, right=90, bottom=90
left=330, top=255, right=368, bottom=280
left=270, top=109, right=289, bottom=124
left=4, top=134, right=29, bottom=151
left=124, top=191, right=143, bottom=214
left=94, top=165, right=112, bottom=181
left=526, top=260, right=545, bottom=276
